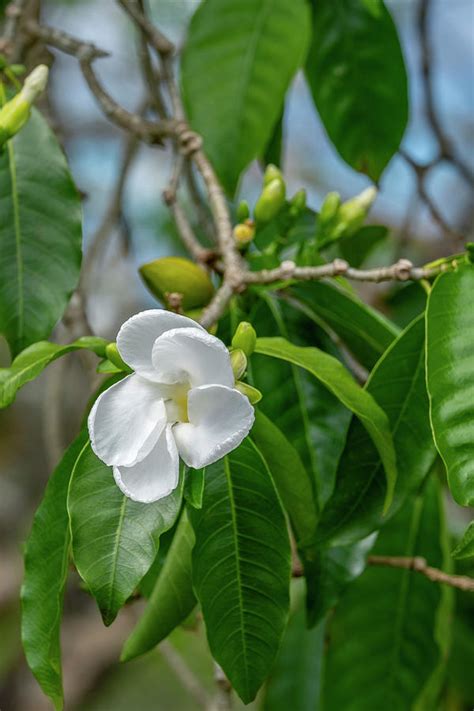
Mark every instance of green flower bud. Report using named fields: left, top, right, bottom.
left=319, top=191, right=341, bottom=224
left=236, top=199, right=250, bottom=222
left=337, top=186, right=377, bottom=235
left=233, top=221, right=255, bottom=247
left=263, top=163, right=283, bottom=186
left=105, top=343, right=131, bottom=372
left=230, top=349, right=247, bottom=380
left=289, top=188, right=307, bottom=215
left=235, top=381, right=262, bottom=404
left=254, top=178, right=286, bottom=224
left=0, top=65, right=48, bottom=147
left=231, top=321, right=257, bottom=356
left=139, top=256, right=214, bottom=310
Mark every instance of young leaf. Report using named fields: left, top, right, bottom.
left=0, top=337, right=107, bottom=408
left=181, top=0, right=310, bottom=194
left=317, top=315, right=436, bottom=545
left=67, top=444, right=183, bottom=625
left=289, top=280, right=399, bottom=370
left=426, top=264, right=474, bottom=506
left=121, top=509, right=196, bottom=662
left=0, top=109, right=82, bottom=357
left=452, top=521, right=474, bottom=560
left=305, top=0, right=408, bottom=180
left=254, top=335, right=397, bottom=511
left=21, top=432, right=87, bottom=711
left=322, top=477, right=451, bottom=711
left=190, top=438, right=291, bottom=703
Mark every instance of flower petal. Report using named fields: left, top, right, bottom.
left=113, top=425, right=179, bottom=503
left=173, top=384, right=255, bottom=468
left=88, top=374, right=166, bottom=467
left=116, top=310, right=204, bottom=381
left=152, top=328, right=234, bottom=388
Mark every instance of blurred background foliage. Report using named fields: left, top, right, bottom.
left=0, top=0, right=473, bottom=708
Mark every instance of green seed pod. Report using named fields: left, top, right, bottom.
left=263, top=163, right=283, bottom=186
left=105, top=343, right=131, bottom=372
left=231, top=321, right=257, bottom=357
left=230, top=349, right=247, bottom=380
left=235, top=381, right=262, bottom=405
left=319, top=191, right=341, bottom=225
left=254, top=178, right=286, bottom=224
left=236, top=199, right=250, bottom=222
left=139, top=256, right=214, bottom=310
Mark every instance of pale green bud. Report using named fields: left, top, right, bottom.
left=254, top=178, right=286, bottom=223
left=231, top=321, right=257, bottom=357
left=236, top=199, right=250, bottom=222
left=139, top=256, right=214, bottom=310
left=337, top=186, right=377, bottom=235
left=319, top=191, right=341, bottom=224
left=289, top=188, right=307, bottom=215
left=230, top=349, right=247, bottom=380
left=235, top=381, right=262, bottom=404
left=233, top=221, right=255, bottom=247
left=263, top=163, right=283, bottom=186
left=105, top=343, right=131, bottom=372
left=0, top=64, right=49, bottom=146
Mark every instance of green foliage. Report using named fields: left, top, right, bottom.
left=426, top=264, right=474, bottom=506
left=121, top=509, right=196, bottom=661
left=190, top=438, right=291, bottom=703
left=184, top=466, right=205, bottom=509
left=21, top=432, right=87, bottom=711
left=181, top=0, right=310, bottom=194
left=452, top=520, right=474, bottom=560
left=322, top=477, right=450, bottom=711
left=254, top=335, right=397, bottom=511
left=317, top=315, right=436, bottom=545
left=67, top=445, right=183, bottom=625
left=306, top=0, right=408, bottom=180
left=0, top=109, right=82, bottom=357
left=0, top=337, right=107, bottom=408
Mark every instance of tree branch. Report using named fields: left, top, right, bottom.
left=368, top=555, right=474, bottom=592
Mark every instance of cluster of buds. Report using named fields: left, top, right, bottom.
left=0, top=64, right=49, bottom=148
left=230, top=322, right=262, bottom=404
left=317, top=186, right=378, bottom=245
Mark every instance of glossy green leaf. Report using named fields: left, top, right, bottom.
left=452, top=520, right=474, bottom=560
left=254, top=335, right=397, bottom=511
left=339, top=224, right=388, bottom=267
left=121, top=509, right=196, bottom=661
left=317, top=315, right=436, bottom=545
left=0, top=337, right=107, bottom=408
left=263, top=582, right=325, bottom=710
left=323, top=477, right=449, bottom=711
left=21, top=432, right=87, bottom=711
left=249, top=294, right=351, bottom=508
left=190, top=438, right=291, bottom=703
left=67, top=444, right=183, bottom=625
left=184, top=467, right=205, bottom=509
left=263, top=111, right=284, bottom=168
left=182, top=0, right=310, bottom=194
left=0, top=109, right=82, bottom=357
left=305, top=0, right=408, bottom=180
left=426, top=264, right=474, bottom=506
left=289, top=280, right=399, bottom=370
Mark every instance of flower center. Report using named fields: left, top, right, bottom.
left=164, top=381, right=191, bottom=423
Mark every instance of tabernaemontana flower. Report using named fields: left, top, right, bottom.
left=88, top=310, right=255, bottom=503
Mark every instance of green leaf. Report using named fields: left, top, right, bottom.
left=452, top=521, right=474, bottom=560
left=0, top=337, right=107, bottom=408
left=21, top=432, right=87, bottom=711
left=426, top=264, right=474, bottom=506
left=305, top=0, right=408, bottom=180
left=190, top=438, right=291, bottom=703
left=121, top=509, right=196, bottom=662
left=263, top=582, right=325, bottom=710
left=323, top=476, right=450, bottom=711
left=67, top=444, right=183, bottom=625
left=289, top=280, right=399, bottom=370
left=182, top=0, right=310, bottom=194
left=184, top=467, right=205, bottom=509
left=254, top=335, right=397, bottom=511
left=263, top=110, right=284, bottom=168
left=0, top=109, right=82, bottom=357
left=339, top=224, right=389, bottom=267
left=317, top=315, right=436, bottom=545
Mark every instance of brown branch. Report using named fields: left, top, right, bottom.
left=117, top=0, right=174, bottom=56
left=0, top=0, right=27, bottom=53
left=209, top=663, right=233, bottom=711
left=368, top=555, right=474, bottom=592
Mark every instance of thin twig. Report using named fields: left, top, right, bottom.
left=208, top=663, right=233, bottom=711
left=160, top=640, right=210, bottom=709
left=368, top=555, right=474, bottom=592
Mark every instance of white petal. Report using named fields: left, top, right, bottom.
left=116, top=310, right=204, bottom=381
left=113, top=425, right=179, bottom=503
left=173, top=384, right=255, bottom=469
left=151, top=328, right=234, bottom=388
left=88, top=374, right=166, bottom=467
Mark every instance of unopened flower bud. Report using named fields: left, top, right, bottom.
left=289, top=188, right=307, bottom=217
left=235, top=381, right=262, bottom=404
left=231, top=321, right=257, bottom=356
left=230, top=349, right=247, bottom=380
left=105, top=343, right=131, bottom=372
left=0, top=64, right=49, bottom=146
left=337, top=186, right=377, bottom=235
left=319, top=191, right=341, bottom=225
left=139, top=256, right=214, bottom=310
left=254, top=178, right=286, bottom=224
left=263, top=163, right=283, bottom=186
left=233, top=221, right=255, bottom=247
left=236, top=199, right=250, bottom=222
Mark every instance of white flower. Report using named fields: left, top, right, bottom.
left=88, top=310, right=255, bottom=503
